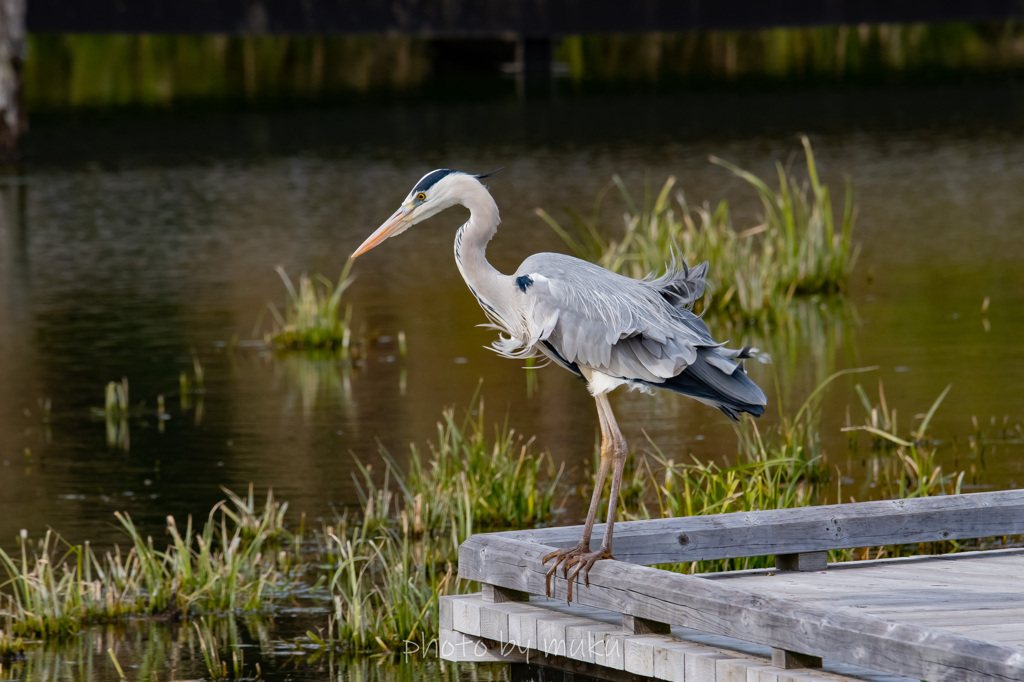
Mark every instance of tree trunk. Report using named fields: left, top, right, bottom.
left=0, top=0, right=27, bottom=163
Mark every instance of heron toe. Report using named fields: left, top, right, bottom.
left=543, top=542, right=613, bottom=602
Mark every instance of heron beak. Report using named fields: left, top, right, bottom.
left=352, top=205, right=413, bottom=258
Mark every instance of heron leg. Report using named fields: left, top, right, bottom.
left=542, top=393, right=626, bottom=601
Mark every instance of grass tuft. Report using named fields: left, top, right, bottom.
left=265, top=259, right=357, bottom=353
left=0, top=487, right=303, bottom=652
left=309, top=398, right=562, bottom=654
left=539, top=137, right=858, bottom=325
left=612, top=373, right=968, bottom=574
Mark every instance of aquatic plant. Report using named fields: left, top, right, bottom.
left=194, top=616, right=262, bottom=681
left=307, top=526, right=455, bottom=655
left=179, top=353, right=206, bottom=396
left=98, top=377, right=130, bottom=416
left=265, top=260, right=356, bottom=353
left=405, top=402, right=564, bottom=532
left=0, top=487, right=303, bottom=649
left=309, top=399, right=562, bottom=654
left=613, top=374, right=969, bottom=574
left=539, top=137, right=858, bottom=325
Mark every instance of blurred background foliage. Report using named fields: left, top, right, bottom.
left=22, top=22, right=1024, bottom=111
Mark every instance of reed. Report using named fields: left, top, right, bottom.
left=539, top=137, right=858, bottom=325
left=179, top=353, right=206, bottom=397
left=603, top=372, right=970, bottom=573
left=309, top=398, right=562, bottom=654
left=266, top=260, right=356, bottom=353
left=404, top=401, right=564, bottom=532
left=193, top=616, right=262, bottom=680
left=307, top=526, right=455, bottom=655
left=0, top=487, right=302, bottom=649
left=103, top=378, right=130, bottom=415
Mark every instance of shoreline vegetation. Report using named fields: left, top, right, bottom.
left=538, top=136, right=858, bottom=328
left=263, top=260, right=359, bottom=353
left=22, top=24, right=1024, bottom=111
left=3, top=383, right=1014, bottom=664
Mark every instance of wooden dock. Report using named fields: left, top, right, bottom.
left=442, top=490, right=1024, bottom=681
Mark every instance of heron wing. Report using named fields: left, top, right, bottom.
left=513, top=253, right=718, bottom=383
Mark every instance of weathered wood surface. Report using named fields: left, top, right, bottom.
left=441, top=593, right=906, bottom=681
left=459, top=536, right=1024, bottom=681
left=712, top=549, right=1024, bottom=644
left=496, top=490, right=1024, bottom=565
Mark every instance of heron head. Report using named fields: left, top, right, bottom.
left=352, top=169, right=495, bottom=257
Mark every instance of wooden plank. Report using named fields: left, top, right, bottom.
left=459, top=534, right=1024, bottom=681
left=773, top=648, right=823, bottom=669
left=749, top=579, right=1021, bottom=601
left=580, top=623, right=622, bottom=667
left=686, top=650, right=731, bottom=680
left=624, top=613, right=672, bottom=634
left=442, top=626, right=668, bottom=681
left=440, top=628, right=512, bottom=662
left=718, top=657, right=761, bottom=681
left=624, top=634, right=672, bottom=676
left=508, top=606, right=538, bottom=649
left=481, top=583, right=529, bottom=603
left=653, top=641, right=691, bottom=682
left=776, top=552, right=828, bottom=572
left=719, top=572, right=1023, bottom=601
left=451, top=594, right=482, bottom=637
left=496, top=490, right=1024, bottom=565
left=447, top=593, right=907, bottom=681
left=748, top=665, right=781, bottom=682
left=936, top=624, right=1024, bottom=646
left=479, top=601, right=509, bottom=641
left=874, top=609, right=1024, bottom=630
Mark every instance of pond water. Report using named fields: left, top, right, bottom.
left=2, top=74, right=1024, bottom=679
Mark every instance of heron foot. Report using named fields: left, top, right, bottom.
left=542, top=543, right=614, bottom=602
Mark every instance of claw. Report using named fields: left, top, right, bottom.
left=541, top=543, right=613, bottom=602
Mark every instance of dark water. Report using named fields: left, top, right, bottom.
left=2, top=76, right=1024, bottom=679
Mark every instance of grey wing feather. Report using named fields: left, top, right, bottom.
left=510, top=253, right=718, bottom=383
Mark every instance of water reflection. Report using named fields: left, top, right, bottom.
left=745, top=297, right=861, bottom=410
left=0, top=616, right=509, bottom=682
left=272, top=351, right=353, bottom=421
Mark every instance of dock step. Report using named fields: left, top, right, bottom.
left=440, top=593, right=913, bottom=682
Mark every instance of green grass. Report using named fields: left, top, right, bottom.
left=309, top=398, right=563, bottom=654
left=404, top=401, right=564, bottom=532
left=103, top=378, right=130, bottom=416
left=0, top=487, right=303, bottom=653
left=538, top=136, right=858, bottom=326
left=265, top=259, right=357, bottom=353
left=606, top=373, right=969, bottom=574
left=193, top=616, right=262, bottom=681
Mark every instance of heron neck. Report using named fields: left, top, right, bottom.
left=454, top=187, right=508, bottom=306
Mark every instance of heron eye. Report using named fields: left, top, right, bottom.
left=416, top=192, right=426, bottom=201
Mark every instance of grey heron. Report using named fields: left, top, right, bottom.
left=353, top=169, right=766, bottom=602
